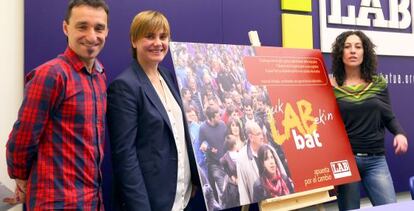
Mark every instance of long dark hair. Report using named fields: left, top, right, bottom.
left=331, top=31, right=377, bottom=86
left=257, top=145, right=279, bottom=177
left=226, top=117, right=245, bottom=141
left=257, top=144, right=292, bottom=197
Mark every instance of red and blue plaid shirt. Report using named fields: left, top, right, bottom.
left=6, top=47, right=107, bottom=210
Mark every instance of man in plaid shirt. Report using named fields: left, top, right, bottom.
left=4, top=0, right=109, bottom=210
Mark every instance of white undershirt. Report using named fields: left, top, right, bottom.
left=155, top=74, right=192, bottom=211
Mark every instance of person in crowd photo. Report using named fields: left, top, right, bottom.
left=185, top=106, right=207, bottom=176
left=202, top=85, right=222, bottom=112
left=107, top=10, right=199, bottom=211
left=231, top=89, right=244, bottom=113
left=226, top=117, right=246, bottom=151
left=219, top=135, right=242, bottom=208
left=253, top=144, right=293, bottom=202
left=242, top=98, right=259, bottom=126
left=188, top=76, right=205, bottom=120
left=237, top=121, right=265, bottom=205
left=330, top=30, right=408, bottom=210
left=221, top=93, right=235, bottom=123
left=217, top=66, right=236, bottom=94
left=4, top=0, right=109, bottom=209
left=199, top=105, right=227, bottom=203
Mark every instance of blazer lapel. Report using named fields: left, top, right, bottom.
left=132, top=61, right=173, bottom=132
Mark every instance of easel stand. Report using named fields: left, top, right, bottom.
left=259, top=186, right=335, bottom=211
left=240, top=186, right=335, bottom=211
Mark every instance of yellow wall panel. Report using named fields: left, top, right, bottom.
left=281, top=13, right=313, bottom=49
left=281, top=0, right=312, bottom=12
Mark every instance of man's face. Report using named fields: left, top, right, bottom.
left=209, top=112, right=221, bottom=126
left=224, top=98, right=234, bottom=108
left=186, top=110, right=198, bottom=123
left=249, top=126, right=264, bottom=148
left=230, top=111, right=240, bottom=121
left=208, top=99, right=217, bottom=108
left=256, top=100, right=264, bottom=111
left=63, top=5, right=108, bottom=67
left=188, top=78, right=197, bottom=91
left=183, top=90, right=191, bottom=101
left=232, top=92, right=242, bottom=104
left=244, top=105, right=254, bottom=119
left=251, top=87, right=259, bottom=98
left=202, top=73, right=211, bottom=84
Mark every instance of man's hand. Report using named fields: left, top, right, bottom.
left=2, top=179, right=27, bottom=205
left=200, top=142, right=208, bottom=152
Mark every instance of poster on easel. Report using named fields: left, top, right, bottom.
left=170, top=42, right=360, bottom=210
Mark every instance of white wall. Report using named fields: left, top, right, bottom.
left=0, top=0, right=24, bottom=210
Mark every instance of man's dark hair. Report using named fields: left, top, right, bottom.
left=65, top=0, right=109, bottom=23
left=243, top=98, right=253, bottom=109
left=185, top=105, right=199, bottom=117
left=225, top=105, right=236, bottom=115
left=181, top=87, right=190, bottom=96
left=224, top=135, right=237, bottom=151
left=256, top=94, right=265, bottom=103
left=205, top=106, right=219, bottom=121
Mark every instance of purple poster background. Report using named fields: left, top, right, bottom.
left=25, top=0, right=414, bottom=209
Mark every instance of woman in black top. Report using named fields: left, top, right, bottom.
left=331, top=30, right=408, bottom=211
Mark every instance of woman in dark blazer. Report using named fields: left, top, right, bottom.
left=107, top=10, right=199, bottom=211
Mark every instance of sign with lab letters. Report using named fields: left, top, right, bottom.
left=170, top=42, right=359, bottom=210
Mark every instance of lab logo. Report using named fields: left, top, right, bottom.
left=319, top=0, right=414, bottom=56
left=330, top=160, right=352, bottom=179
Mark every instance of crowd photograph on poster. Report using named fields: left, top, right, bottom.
left=171, top=42, right=294, bottom=209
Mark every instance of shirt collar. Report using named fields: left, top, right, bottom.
left=63, top=47, right=105, bottom=74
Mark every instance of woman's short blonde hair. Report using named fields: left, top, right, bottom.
left=129, top=10, right=171, bottom=59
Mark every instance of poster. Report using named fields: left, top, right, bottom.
left=0, top=182, right=15, bottom=210
left=170, top=42, right=359, bottom=210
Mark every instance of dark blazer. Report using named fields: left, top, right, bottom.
left=252, top=179, right=268, bottom=202
left=107, top=60, right=199, bottom=211
left=219, top=152, right=237, bottom=178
